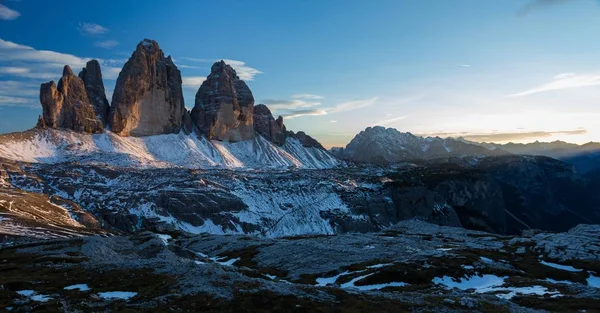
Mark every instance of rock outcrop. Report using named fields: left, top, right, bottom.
left=109, top=39, right=185, bottom=137
left=286, top=131, right=326, bottom=150
left=78, top=60, right=110, bottom=125
left=253, top=104, right=286, bottom=145
left=191, top=60, right=255, bottom=142
left=39, top=65, right=104, bottom=133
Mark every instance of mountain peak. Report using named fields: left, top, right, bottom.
left=137, top=38, right=160, bottom=52
left=191, top=60, right=254, bottom=142
left=109, top=39, right=184, bottom=136
left=62, top=65, right=74, bottom=77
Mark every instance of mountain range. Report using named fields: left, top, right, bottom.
left=332, top=126, right=600, bottom=173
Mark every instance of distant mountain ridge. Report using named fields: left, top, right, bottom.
left=331, top=126, right=506, bottom=164
left=458, top=138, right=600, bottom=173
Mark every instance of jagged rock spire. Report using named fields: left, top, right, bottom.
left=79, top=60, right=110, bottom=126
left=191, top=60, right=255, bottom=142
left=109, top=39, right=185, bottom=136
left=39, top=65, right=104, bottom=133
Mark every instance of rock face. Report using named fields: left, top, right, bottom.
left=109, top=39, right=185, bottom=137
left=39, top=65, right=104, bottom=133
left=191, top=60, right=255, bottom=142
left=253, top=104, right=286, bottom=145
left=78, top=60, right=110, bottom=125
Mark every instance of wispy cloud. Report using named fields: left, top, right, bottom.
left=284, top=109, right=328, bottom=119
left=178, top=57, right=215, bottom=63
left=78, top=22, right=109, bottom=35
left=263, top=98, right=322, bottom=111
left=292, top=93, right=324, bottom=100
left=373, top=116, right=407, bottom=126
left=177, top=57, right=262, bottom=81
left=0, top=4, right=20, bottom=20
left=0, top=95, right=36, bottom=108
left=517, top=0, right=576, bottom=15
left=222, top=59, right=262, bottom=81
left=0, top=67, right=29, bottom=74
left=0, top=38, right=89, bottom=67
left=0, top=37, right=123, bottom=82
left=264, top=95, right=377, bottom=119
left=507, top=73, right=600, bottom=97
left=425, top=129, right=587, bottom=142
left=94, top=40, right=119, bottom=49
left=0, top=81, right=39, bottom=97
left=328, top=97, right=378, bottom=114
left=457, top=64, right=472, bottom=68
left=0, top=80, right=39, bottom=108
left=182, top=76, right=206, bottom=90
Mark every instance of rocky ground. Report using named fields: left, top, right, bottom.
left=1, top=220, right=599, bottom=312
left=2, top=153, right=599, bottom=240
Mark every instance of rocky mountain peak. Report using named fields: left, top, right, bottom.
left=78, top=60, right=110, bottom=125
left=190, top=60, right=255, bottom=142
left=39, top=65, right=104, bottom=133
left=334, top=126, right=503, bottom=163
left=109, top=39, right=185, bottom=137
left=137, top=38, right=160, bottom=53
left=62, top=65, right=74, bottom=77
left=253, top=104, right=286, bottom=145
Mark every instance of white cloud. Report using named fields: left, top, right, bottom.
left=222, top=59, right=262, bottom=81
left=178, top=57, right=215, bottom=63
left=265, top=96, right=377, bottom=119
left=328, top=97, right=378, bottom=113
left=263, top=99, right=322, bottom=111
left=182, top=76, right=206, bottom=90
left=554, top=72, right=575, bottom=79
left=0, top=95, right=36, bottom=108
left=508, top=73, right=600, bottom=97
left=373, top=116, right=407, bottom=126
left=102, top=66, right=122, bottom=80
left=94, top=40, right=119, bottom=49
left=458, top=64, right=472, bottom=68
left=0, top=67, right=29, bottom=74
left=0, top=37, right=123, bottom=81
left=173, top=57, right=262, bottom=81
left=292, top=93, right=324, bottom=100
left=0, top=38, right=89, bottom=67
left=0, top=4, right=20, bottom=20
left=328, top=120, right=338, bottom=123
left=78, top=22, right=109, bottom=35
left=285, top=109, right=328, bottom=119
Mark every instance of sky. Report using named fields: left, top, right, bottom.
left=1, top=0, right=600, bottom=148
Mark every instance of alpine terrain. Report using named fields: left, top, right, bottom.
left=1, top=39, right=599, bottom=312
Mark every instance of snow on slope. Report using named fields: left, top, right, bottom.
left=0, top=129, right=340, bottom=169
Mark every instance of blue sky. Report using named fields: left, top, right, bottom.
left=2, top=0, right=600, bottom=147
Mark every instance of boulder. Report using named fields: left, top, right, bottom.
left=191, top=60, right=255, bottom=142
left=39, top=65, right=104, bottom=133
left=109, top=39, right=185, bottom=136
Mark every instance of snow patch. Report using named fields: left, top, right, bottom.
left=540, top=260, right=582, bottom=272
left=98, top=291, right=138, bottom=300
left=588, top=274, right=600, bottom=288
left=64, top=284, right=91, bottom=291
left=433, top=274, right=561, bottom=299
left=16, top=290, right=52, bottom=302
